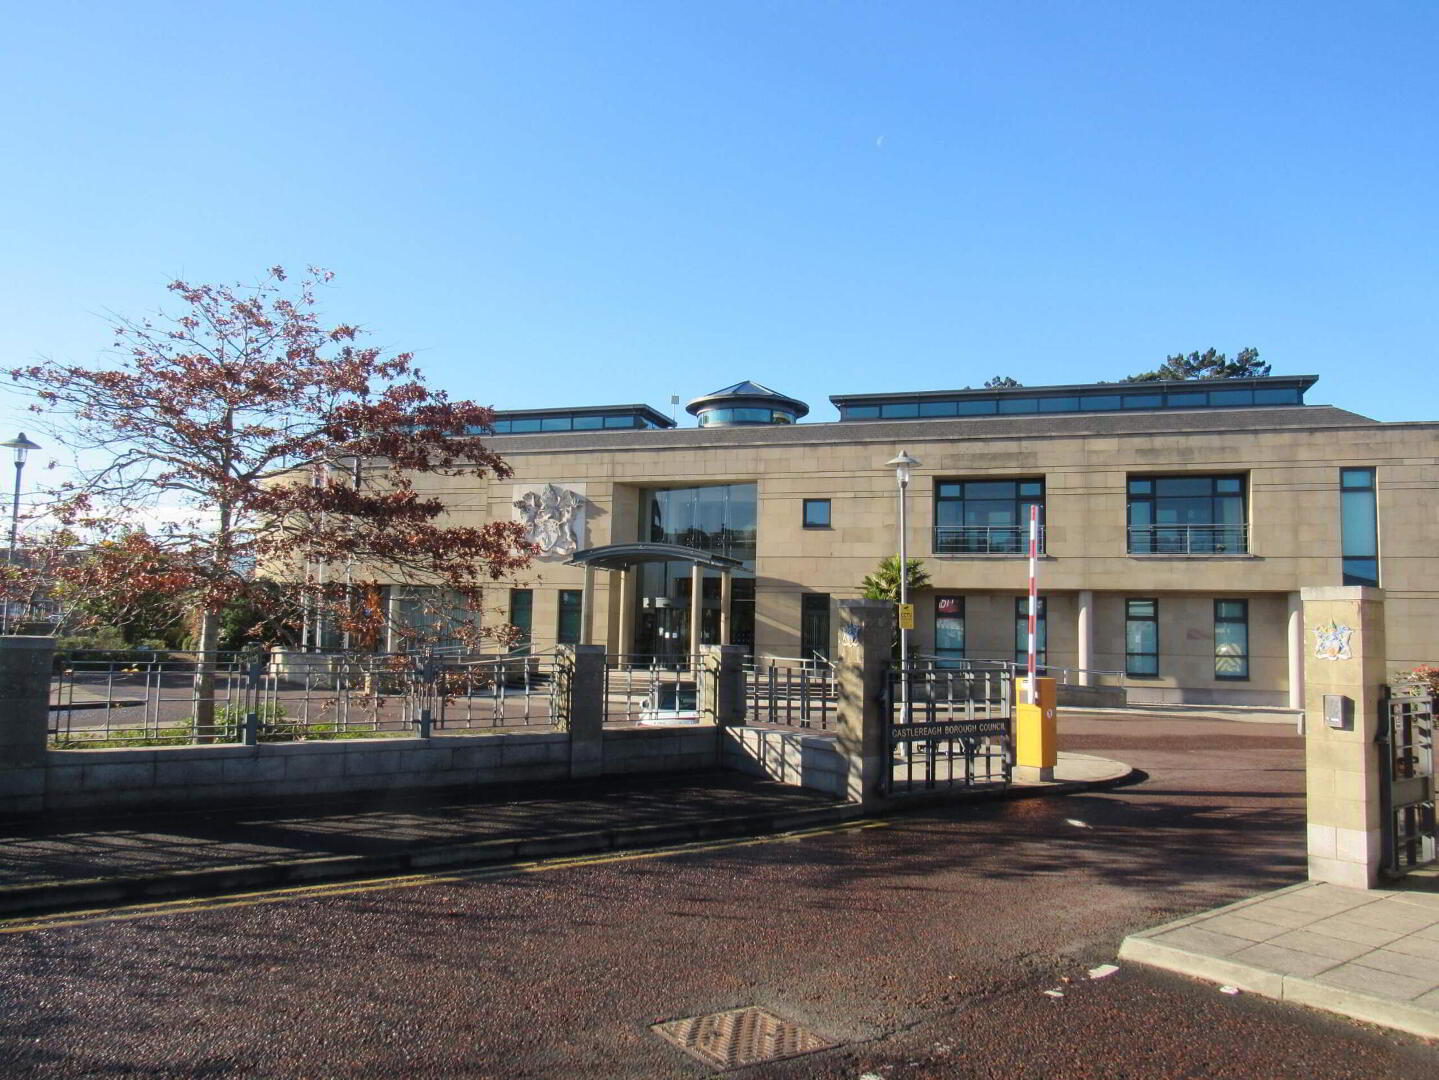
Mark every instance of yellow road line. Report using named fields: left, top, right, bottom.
left=0, top=819, right=888, bottom=935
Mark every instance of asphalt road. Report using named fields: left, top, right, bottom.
left=2, top=711, right=1436, bottom=1078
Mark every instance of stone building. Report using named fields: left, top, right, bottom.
left=397, top=375, right=1437, bottom=708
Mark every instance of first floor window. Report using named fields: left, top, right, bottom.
left=1340, top=468, right=1378, bottom=586
left=557, top=589, right=583, bottom=645
left=1014, top=597, right=1047, bottom=668
left=935, top=596, right=965, bottom=664
left=1214, top=600, right=1249, bottom=680
left=802, top=498, right=831, bottom=528
left=1126, top=598, right=1158, bottom=677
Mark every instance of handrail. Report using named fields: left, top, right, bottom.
left=1127, top=523, right=1248, bottom=555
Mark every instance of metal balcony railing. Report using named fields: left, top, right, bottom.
left=1127, top=523, right=1248, bottom=555
left=933, top=524, right=1045, bottom=555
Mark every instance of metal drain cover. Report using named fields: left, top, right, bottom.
left=652, top=1006, right=834, bottom=1069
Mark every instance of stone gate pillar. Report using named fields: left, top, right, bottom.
left=558, top=644, right=606, bottom=779
left=1301, top=586, right=1387, bottom=888
left=834, top=599, right=893, bottom=806
left=0, top=636, right=53, bottom=815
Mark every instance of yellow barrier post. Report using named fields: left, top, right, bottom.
left=1014, top=676, right=1057, bottom=782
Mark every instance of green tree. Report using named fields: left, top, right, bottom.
left=860, top=555, right=932, bottom=600
left=983, top=375, right=1022, bottom=388
left=1125, top=347, right=1269, bottom=382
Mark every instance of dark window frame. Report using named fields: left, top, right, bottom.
left=509, top=588, right=533, bottom=654
left=933, top=478, right=1045, bottom=555
left=802, top=498, right=831, bottom=529
left=1340, top=467, right=1379, bottom=587
left=1014, top=596, right=1047, bottom=668
left=934, top=595, right=965, bottom=664
left=1125, top=598, right=1159, bottom=678
left=1127, top=473, right=1248, bottom=555
left=557, top=589, right=583, bottom=645
left=1214, top=599, right=1249, bottom=681
left=800, top=593, right=831, bottom=660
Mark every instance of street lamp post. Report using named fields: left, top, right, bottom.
left=1, top=432, right=41, bottom=635
left=886, top=450, right=921, bottom=723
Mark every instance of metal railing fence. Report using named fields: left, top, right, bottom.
left=933, top=524, right=1046, bottom=555
left=744, top=656, right=836, bottom=731
left=886, top=658, right=1013, bottom=796
left=1127, top=523, right=1248, bottom=555
left=602, top=654, right=700, bottom=725
left=48, top=647, right=559, bottom=748
left=1381, top=691, right=1436, bottom=875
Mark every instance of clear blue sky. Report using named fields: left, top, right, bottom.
left=2, top=0, right=1435, bottom=438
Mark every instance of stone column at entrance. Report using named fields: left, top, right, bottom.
left=720, top=570, right=733, bottom=646
left=1301, top=586, right=1387, bottom=889
left=689, top=564, right=704, bottom=668
left=1076, top=590, right=1094, bottom=687
left=1287, top=592, right=1304, bottom=712
left=834, top=599, right=893, bottom=806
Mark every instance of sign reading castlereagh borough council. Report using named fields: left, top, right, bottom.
left=890, top=719, right=1009, bottom=741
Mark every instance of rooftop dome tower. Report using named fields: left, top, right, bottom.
left=685, top=381, right=809, bottom=427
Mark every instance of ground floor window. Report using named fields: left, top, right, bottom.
left=1126, top=598, right=1158, bottom=677
left=557, top=589, right=583, bottom=645
left=800, top=593, right=830, bottom=659
left=935, top=596, right=964, bottom=664
left=1214, top=599, right=1249, bottom=680
left=1014, top=596, right=1047, bottom=668
left=510, top=589, right=533, bottom=653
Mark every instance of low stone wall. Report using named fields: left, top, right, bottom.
left=1055, top=684, right=1126, bottom=709
left=722, top=726, right=851, bottom=797
left=0, top=726, right=723, bottom=816
left=605, top=726, right=718, bottom=775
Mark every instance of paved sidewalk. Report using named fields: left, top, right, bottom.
left=1121, top=878, right=1439, bottom=1039
left=0, top=750, right=1129, bottom=917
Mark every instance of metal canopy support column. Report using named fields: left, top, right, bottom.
left=720, top=569, right=733, bottom=646
left=617, top=569, right=633, bottom=656
left=690, top=563, right=704, bottom=669
left=580, top=563, right=596, bottom=646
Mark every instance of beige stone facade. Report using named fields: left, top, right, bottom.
left=405, top=391, right=1438, bottom=707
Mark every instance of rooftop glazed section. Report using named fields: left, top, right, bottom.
left=830, top=375, right=1317, bottom=422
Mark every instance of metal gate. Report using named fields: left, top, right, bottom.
left=1380, top=691, right=1436, bottom=875
left=885, top=660, right=1013, bottom=796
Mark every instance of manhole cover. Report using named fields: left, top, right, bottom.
left=652, top=1006, right=834, bottom=1069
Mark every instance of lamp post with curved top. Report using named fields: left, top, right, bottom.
left=1, top=432, right=40, bottom=634
left=886, top=450, right=920, bottom=723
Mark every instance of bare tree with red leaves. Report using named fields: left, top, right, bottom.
left=11, top=267, right=533, bottom=730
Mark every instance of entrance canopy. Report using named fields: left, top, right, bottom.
left=565, top=543, right=743, bottom=572
left=563, top=543, right=744, bottom=653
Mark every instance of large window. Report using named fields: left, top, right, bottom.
left=1014, top=597, right=1047, bottom=668
left=509, top=589, right=533, bottom=654
left=648, top=483, right=757, bottom=562
left=557, top=589, right=583, bottom=645
left=1340, top=468, right=1378, bottom=586
left=1214, top=600, right=1249, bottom=680
left=934, top=479, right=1044, bottom=554
left=800, top=594, right=831, bottom=659
left=1128, top=475, right=1247, bottom=554
left=934, top=596, right=965, bottom=664
left=1126, top=599, right=1159, bottom=677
